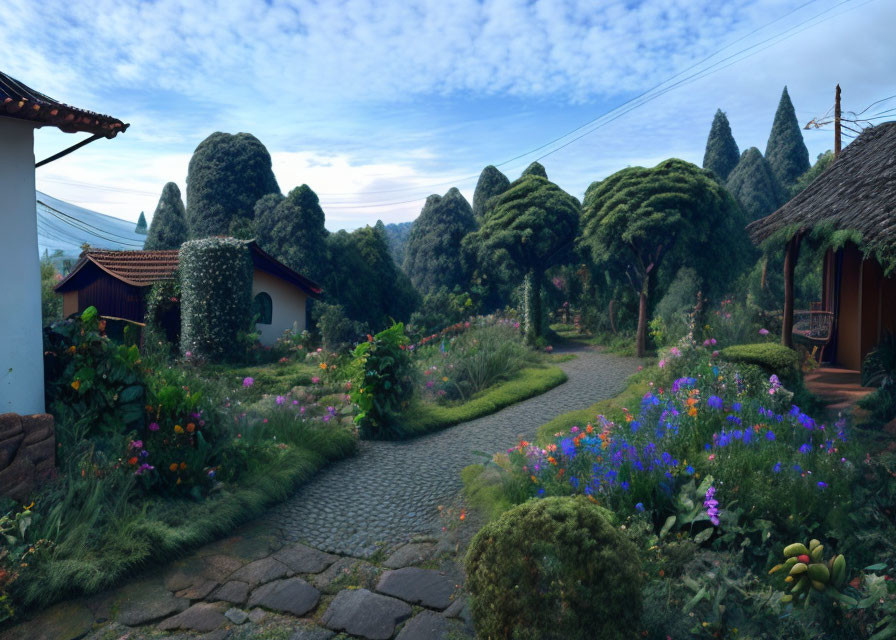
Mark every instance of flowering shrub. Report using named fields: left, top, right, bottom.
left=43, top=306, right=145, bottom=440
left=179, top=238, right=254, bottom=362
left=350, top=322, right=417, bottom=439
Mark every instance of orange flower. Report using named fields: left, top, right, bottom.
left=688, top=406, right=698, bottom=418
left=320, top=362, right=328, bottom=370
left=530, top=475, right=537, bottom=482
left=547, top=456, right=557, bottom=465
left=585, top=424, right=593, bottom=434
left=179, top=462, right=187, bottom=471
left=174, top=425, right=184, bottom=434
left=67, top=345, right=77, bottom=355
left=169, top=463, right=178, bottom=472
left=186, top=423, right=196, bottom=433
left=128, top=457, right=138, bottom=465
left=71, top=380, right=81, bottom=391
left=519, top=440, right=529, bottom=448
left=459, top=510, right=466, bottom=521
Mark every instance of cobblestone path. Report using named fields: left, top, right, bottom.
left=262, top=346, right=642, bottom=557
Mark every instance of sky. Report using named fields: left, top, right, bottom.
left=3, top=0, right=895, bottom=231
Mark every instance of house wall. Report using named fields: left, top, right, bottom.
left=836, top=243, right=863, bottom=371
left=251, top=268, right=307, bottom=345
left=75, top=266, right=146, bottom=322
left=0, top=119, right=45, bottom=414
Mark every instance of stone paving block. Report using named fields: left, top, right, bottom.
left=248, top=607, right=267, bottom=623
left=114, top=578, right=189, bottom=626
left=274, top=542, right=338, bottom=574
left=321, top=588, right=413, bottom=640
left=383, top=542, right=435, bottom=569
left=176, top=579, right=219, bottom=600
left=0, top=600, right=93, bottom=640
left=224, top=607, right=248, bottom=624
left=376, top=567, right=456, bottom=610
left=211, top=580, right=250, bottom=604
left=228, top=556, right=291, bottom=586
left=311, top=557, right=381, bottom=593
left=395, top=610, right=463, bottom=640
left=157, top=601, right=228, bottom=633
left=289, top=623, right=337, bottom=640
left=247, top=577, right=320, bottom=616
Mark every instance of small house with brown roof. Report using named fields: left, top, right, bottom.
left=1, top=70, right=127, bottom=415
left=55, top=241, right=322, bottom=345
left=747, top=121, right=896, bottom=371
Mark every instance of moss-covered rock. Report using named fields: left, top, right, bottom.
left=464, top=496, right=641, bottom=640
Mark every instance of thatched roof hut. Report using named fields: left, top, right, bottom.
left=747, top=121, right=896, bottom=274
left=747, top=121, right=896, bottom=370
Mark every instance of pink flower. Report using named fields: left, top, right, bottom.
left=149, top=422, right=160, bottom=432
left=185, top=351, right=192, bottom=358
left=658, top=359, right=666, bottom=369
left=242, top=377, right=254, bottom=388
left=759, top=328, right=769, bottom=335
left=637, top=365, right=643, bottom=371
left=276, top=395, right=285, bottom=405
left=312, top=377, right=320, bottom=384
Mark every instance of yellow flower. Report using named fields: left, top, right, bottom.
left=71, top=380, right=81, bottom=391
left=174, top=424, right=184, bottom=434
left=67, top=345, right=76, bottom=355
left=320, top=362, right=328, bottom=370
left=442, top=377, right=448, bottom=382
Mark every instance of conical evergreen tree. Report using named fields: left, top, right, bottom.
left=144, top=183, right=189, bottom=250
left=472, top=165, right=510, bottom=221
left=521, top=161, right=547, bottom=179
left=403, top=187, right=476, bottom=292
left=135, top=211, right=147, bottom=235
left=255, top=184, right=328, bottom=283
left=765, top=87, right=810, bottom=189
left=702, top=109, right=740, bottom=181
left=725, top=147, right=784, bottom=221
left=185, top=132, right=280, bottom=238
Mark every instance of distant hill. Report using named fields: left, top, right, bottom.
left=37, top=192, right=145, bottom=269
left=383, top=221, right=413, bottom=267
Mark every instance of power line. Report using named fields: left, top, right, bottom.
left=38, top=201, right=145, bottom=248
left=322, top=0, right=864, bottom=210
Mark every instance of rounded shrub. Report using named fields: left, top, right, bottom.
left=179, top=237, right=253, bottom=362
left=464, top=496, right=642, bottom=640
left=720, top=343, right=801, bottom=387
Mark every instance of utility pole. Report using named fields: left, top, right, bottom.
left=834, top=84, right=842, bottom=159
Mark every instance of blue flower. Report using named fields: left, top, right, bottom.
left=817, top=481, right=828, bottom=489
left=773, top=462, right=781, bottom=473
left=707, top=395, right=723, bottom=410
left=732, top=402, right=742, bottom=412
left=685, top=465, right=695, bottom=475
left=799, top=443, right=811, bottom=454
left=621, top=481, right=630, bottom=491
left=561, top=438, right=576, bottom=457
left=765, top=431, right=776, bottom=441
left=635, top=502, right=645, bottom=512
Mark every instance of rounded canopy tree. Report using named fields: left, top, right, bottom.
left=467, top=174, right=580, bottom=341
left=186, top=132, right=280, bottom=238
left=472, top=165, right=510, bottom=221
left=403, top=187, right=476, bottom=293
left=580, top=158, right=750, bottom=357
left=144, top=182, right=189, bottom=251
left=255, top=184, right=328, bottom=283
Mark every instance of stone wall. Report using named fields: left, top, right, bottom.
left=0, top=413, right=55, bottom=501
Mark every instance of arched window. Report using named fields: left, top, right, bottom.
left=252, top=292, right=273, bottom=325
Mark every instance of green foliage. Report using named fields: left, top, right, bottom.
left=324, top=223, right=420, bottom=331
left=255, top=185, right=328, bottom=283
left=790, top=150, right=834, bottom=198
left=403, top=188, right=476, bottom=292
left=404, top=367, right=567, bottom=438
left=134, top=211, right=147, bottom=235
left=313, top=302, right=368, bottom=353
left=703, top=109, right=740, bottom=181
left=383, top=221, right=413, bottom=266
left=520, top=160, right=548, bottom=179
left=40, top=253, right=62, bottom=325
left=466, top=175, right=580, bottom=341
left=42, top=307, right=145, bottom=443
left=464, top=496, right=642, bottom=640
left=179, top=238, right=254, bottom=362
left=143, top=277, right=181, bottom=354
left=726, top=147, right=784, bottom=221
left=472, top=165, right=510, bottom=221
left=861, top=332, right=896, bottom=388
left=650, top=267, right=701, bottom=346
left=350, top=323, right=416, bottom=439
left=409, top=287, right=477, bottom=335
left=720, top=343, right=800, bottom=387
left=144, top=182, right=189, bottom=251
left=765, top=87, right=810, bottom=189
left=185, top=132, right=280, bottom=238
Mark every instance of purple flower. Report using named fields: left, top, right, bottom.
left=703, top=485, right=721, bottom=526
left=243, top=377, right=254, bottom=388
left=817, top=481, right=828, bottom=489
left=149, top=422, right=160, bottom=432
left=759, top=328, right=769, bottom=336
left=707, top=395, right=723, bottom=410
left=276, top=395, right=285, bottom=405
left=130, top=440, right=143, bottom=449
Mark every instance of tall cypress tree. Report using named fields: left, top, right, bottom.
left=521, top=161, right=548, bottom=179
left=144, top=183, right=189, bottom=250
left=702, top=109, right=740, bottom=181
left=765, top=87, right=810, bottom=189
left=135, top=211, right=147, bottom=235
left=725, top=147, right=784, bottom=221
left=472, top=165, right=510, bottom=221
left=255, top=184, right=328, bottom=283
left=403, top=187, right=476, bottom=293
left=185, top=132, right=280, bottom=238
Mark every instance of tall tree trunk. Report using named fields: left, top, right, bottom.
left=636, top=278, right=649, bottom=358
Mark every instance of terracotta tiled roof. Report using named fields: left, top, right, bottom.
left=0, top=70, right=128, bottom=138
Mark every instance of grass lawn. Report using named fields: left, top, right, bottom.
left=401, top=365, right=568, bottom=438
left=550, top=323, right=641, bottom=357
left=201, top=360, right=318, bottom=400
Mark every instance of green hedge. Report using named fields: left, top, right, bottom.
left=179, top=238, right=253, bottom=361
left=401, top=366, right=568, bottom=438
left=720, top=343, right=801, bottom=386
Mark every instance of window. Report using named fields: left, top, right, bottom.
left=253, top=292, right=273, bottom=325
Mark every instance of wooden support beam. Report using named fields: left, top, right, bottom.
left=782, top=233, right=802, bottom=348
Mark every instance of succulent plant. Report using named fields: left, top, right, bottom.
left=768, top=539, right=855, bottom=606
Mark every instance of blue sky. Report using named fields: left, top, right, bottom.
left=3, top=0, right=895, bottom=230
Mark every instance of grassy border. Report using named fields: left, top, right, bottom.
left=401, top=366, right=568, bottom=438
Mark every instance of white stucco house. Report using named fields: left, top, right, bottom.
left=0, top=71, right=127, bottom=414
left=54, top=241, right=322, bottom=346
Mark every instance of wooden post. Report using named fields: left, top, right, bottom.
left=636, top=279, right=648, bottom=358
left=834, top=84, right=842, bottom=159
left=782, top=234, right=801, bottom=348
